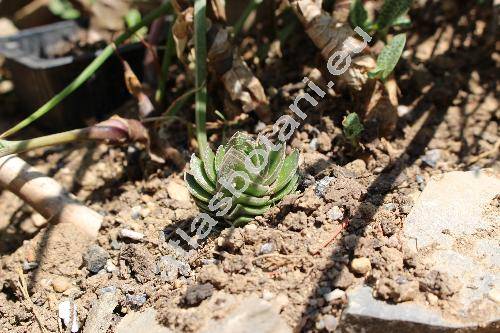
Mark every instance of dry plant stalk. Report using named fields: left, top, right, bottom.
left=171, top=0, right=271, bottom=122
left=0, top=156, right=102, bottom=238
left=289, top=0, right=399, bottom=134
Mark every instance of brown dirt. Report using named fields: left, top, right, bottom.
left=0, top=1, right=499, bottom=332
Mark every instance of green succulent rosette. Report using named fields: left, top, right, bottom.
left=185, top=132, right=300, bottom=226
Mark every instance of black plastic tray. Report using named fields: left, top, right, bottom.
left=0, top=20, right=145, bottom=131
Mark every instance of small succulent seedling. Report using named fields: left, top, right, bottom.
left=342, top=113, right=364, bottom=146
left=350, top=0, right=412, bottom=34
left=369, top=33, right=406, bottom=81
left=185, top=132, right=300, bottom=226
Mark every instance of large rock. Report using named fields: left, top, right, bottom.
left=339, top=170, right=500, bottom=332
left=339, top=286, right=499, bottom=333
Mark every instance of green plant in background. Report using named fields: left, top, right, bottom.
left=49, top=0, right=80, bottom=20
left=369, top=33, right=406, bottom=80
left=342, top=112, right=364, bottom=146
left=350, top=0, right=412, bottom=35
left=185, top=132, right=300, bottom=226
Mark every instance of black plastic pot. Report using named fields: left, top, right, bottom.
left=0, top=20, right=145, bottom=131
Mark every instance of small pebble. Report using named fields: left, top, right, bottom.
left=351, top=257, right=371, bottom=275
left=421, top=149, right=441, bottom=168
left=130, top=206, right=142, bottom=220
left=119, top=229, right=145, bottom=241
left=259, top=243, right=274, bottom=254
left=323, top=289, right=345, bottom=303
left=426, top=293, right=439, bottom=306
left=22, top=261, right=38, bottom=271
left=58, top=300, right=79, bottom=333
left=105, top=260, right=117, bottom=273
left=323, top=314, right=338, bottom=331
left=262, top=290, right=275, bottom=301
left=52, top=276, right=71, bottom=293
left=126, top=293, right=147, bottom=307
left=84, top=244, right=109, bottom=274
left=328, top=206, right=343, bottom=221
left=315, top=176, right=334, bottom=197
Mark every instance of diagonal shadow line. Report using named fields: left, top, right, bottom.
left=298, top=88, right=453, bottom=329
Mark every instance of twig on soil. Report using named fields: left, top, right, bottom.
left=313, top=218, right=350, bottom=255
left=15, top=265, right=48, bottom=333
left=467, top=140, right=500, bottom=166
left=0, top=155, right=102, bottom=238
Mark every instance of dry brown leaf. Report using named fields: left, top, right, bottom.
left=208, top=26, right=271, bottom=122
left=363, top=78, right=399, bottom=137
left=172, top=6, right=194, bottom=62
left=290, top=0, right=373, bottom=91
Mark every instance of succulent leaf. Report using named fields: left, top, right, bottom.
left=185, top=131, right=300, bottom=226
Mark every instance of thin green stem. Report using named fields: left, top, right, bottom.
left=0, top=3, right=172, bottom=139
left=155, top=18, right=176, bottom=105
left=233, top=0, right=264, bottom=37
left=194, top=0, right=208, bottom=155
left=0, top=130, right=87, bottom=157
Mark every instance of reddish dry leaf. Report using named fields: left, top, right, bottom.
left=121, top=59, right=155, bottom=118
left=208, top=26, right=271, bottom=122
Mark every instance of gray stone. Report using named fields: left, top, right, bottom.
left=156, top=256, right=191, bottom=282
left=315, top=176, right=334, bottom=197
left=402, top=170, right=500, bottom=329
left=339, top=286, right=500, bottom=333
left=116, top=308, right=171, bottom=333
left=83, top=244, right=109, bottom=274
left=199, top=294, right=291, bottom=333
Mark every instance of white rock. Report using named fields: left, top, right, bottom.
left=324, top=289, right=345, bottom=303
left=58, top=300, right=79, bottom=333
left=328, top=206, right=344, bottom=221
left=166, top=180, right=191, bottom=202
left=488, top=287, right=500, bottom=304
left=119, top=229, right=144, bottom=241
left=351, top=257, right=371, bottom=275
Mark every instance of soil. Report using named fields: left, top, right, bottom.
left=0, top=1, right=499, bottom=333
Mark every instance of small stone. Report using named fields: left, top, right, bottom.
left=322, top=314, right=338, bottom=331
left=31, top=213, right=47, bottom=227
left=52, top=276, right=71, bottom=293
left=184, top=283, right=214, bottom=306
left=105, top=260, right=117, bottom=273
left=244, top=223, right=257, bottom=231
left=84, top=244, right=109, bottom=274
left=315, top=176, right=334, bottom=197
left=345, top=159, right=366, bottom=175
left=126, top=293, right=147, bottom=307
left=421, top=149, right=441, bottom=168
left=328, top=206, right=343, bottom=221
left=397, top=105, right=411, bottom=117
left=426, top=293, right=439, bottom=306
left=259, top=243, right=274, bottom=254
left=262, top=290, right=275, bottom=301
left=351, top=257, right=371, bottom=275
left=323, top=289, right=345, bottom=303
left=488, top=287, right=500, bottom=304
left=166, top=180, right=191, bottom=202
left=130, top=206, right=142, bottom=220
left=119, top=229, right=145, bottom=241
left=22, top=261, right=38, bottom=271
left=157, top=256, right=191, bottom=282
left=58, top=300, right=79, bottom=333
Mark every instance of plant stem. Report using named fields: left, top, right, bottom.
left=0, top=3, right=172, bottom=139
left=194, top=0, right=208, bottom=154
left=155, top=18, right=176, bottom=105
left=0, top=124, right=130, bottom=158
left=233, top=0, right=264, bottom=37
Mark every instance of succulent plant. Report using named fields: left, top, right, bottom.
left=185, top=132, right=300, bottom=226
